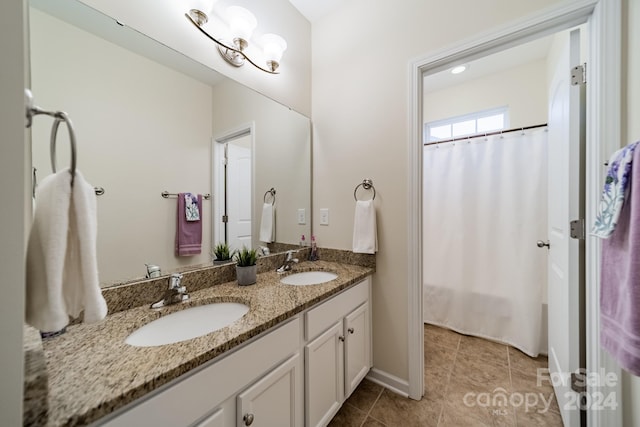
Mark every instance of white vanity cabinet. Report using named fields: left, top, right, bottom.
left=236, top=353, right=301, bottom=427
left=97, top=276, right=371, bottom=427
left=304, top=278, right=372, bottom=427
left=99, top=318, right=303, bottom=427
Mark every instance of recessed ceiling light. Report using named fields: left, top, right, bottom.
left=451, top=65, right=467, bottom=74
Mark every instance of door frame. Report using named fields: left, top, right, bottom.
left=212, top=122, right=255, bottom=248
left=408, top=1, right=622, bottom=426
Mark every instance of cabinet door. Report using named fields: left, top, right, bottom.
left=236, top=353, right=300, bottom=427
left=305, top=321, right=344, bottom=427
left=344, top=302, right=371, bottom=398
left=195, top=408, right=224, bottom=427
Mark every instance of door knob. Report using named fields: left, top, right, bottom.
left=537, top=240, right=551, bottom=249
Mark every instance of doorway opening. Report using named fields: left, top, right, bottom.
left=213, top=125, right=255, bottom=252
left=408, top=3, right=622, bottom=427
left=421, top=27, right=585, bottom=426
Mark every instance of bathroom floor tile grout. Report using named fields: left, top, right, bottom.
left=435, top=335, right=459, bottom=427
left=359, top=386, right=386, bottom=427
left=335, top=326, right=559, bottom=427
left=506, top=346, right=518, bottom=426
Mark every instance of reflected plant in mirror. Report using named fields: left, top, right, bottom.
left=212, top=242, right=233, bottom=265
left=29, top=0, right=311, bottom=287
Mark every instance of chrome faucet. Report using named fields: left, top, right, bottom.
left=277, top=250, right=299, bottom=273
left=150, top=273, right=189, bottom=308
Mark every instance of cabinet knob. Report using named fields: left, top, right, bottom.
left=243, top=413, right=254, bottom=426
left=339, top=335, right=345, bottom=342
left=348, top=328, right=355, bottom=334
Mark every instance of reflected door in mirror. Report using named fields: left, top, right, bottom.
left=222, top=135, right=252, bottom=250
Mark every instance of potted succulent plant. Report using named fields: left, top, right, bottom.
left=212, top=242, right=233, bottom=265
left=234, top=246, right=258, bottom=286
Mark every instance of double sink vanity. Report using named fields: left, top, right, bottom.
left=25, top=250, right=375, bottom=427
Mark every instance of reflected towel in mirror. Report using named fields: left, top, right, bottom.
left=176, top=193, right=202, bottom=256
left=184, top=192, right=200, bottom=221
left=259, top=202, right=275, bottom=243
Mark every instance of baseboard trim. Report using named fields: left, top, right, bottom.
left=366, top=368, right=410, bottom=398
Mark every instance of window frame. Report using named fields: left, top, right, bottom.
left=424, top=106, right=510, bottom=143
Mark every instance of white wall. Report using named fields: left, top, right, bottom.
left=30, top=9, right=213, bottom=284
left=76, top=0, right=312, bottom=116
left=0, top=0, right=27, bottom=424
left=424, top=59, right=548, bottom=128
left=211, top=79, right=311, bottom=249
left=312, top=0, right=568, bottom=383
left=622, top=0, right=640, bottom=424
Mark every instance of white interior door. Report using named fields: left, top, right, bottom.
left=227, top=136, right=252, bottom=250
left=546, top=28, right=585, bottom=427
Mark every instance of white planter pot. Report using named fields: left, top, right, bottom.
left=236, top=265, right=257, bottom=286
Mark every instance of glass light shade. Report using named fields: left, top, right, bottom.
left=261, top=33, right=287, bottom=62
left=226, top=6, right=257, bottom=42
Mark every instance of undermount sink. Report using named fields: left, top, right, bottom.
left=125, top=302, right=250, bottom=347
left=280, top=271, right=338, bottom=286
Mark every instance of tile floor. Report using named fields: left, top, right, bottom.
left=328, top=324, right=564, bottom=427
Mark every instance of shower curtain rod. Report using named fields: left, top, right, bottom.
left=424, top=123, right=547, bottom=146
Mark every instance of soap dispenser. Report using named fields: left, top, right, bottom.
left=309, top=235, right=318, bottom=261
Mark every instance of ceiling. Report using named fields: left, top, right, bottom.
left=423, top=35, right=554, bottom=93
left=287, top=0, right=344, bottom=22
left=285, top=1, right=556, bottom=94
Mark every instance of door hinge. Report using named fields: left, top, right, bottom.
left=571, top=63, right=586, bottom=86
left=222, top=215, right=228, bottom=223
left=571, top=372, right=587, bottom=393
left=570, top=219, right=585, bottom=240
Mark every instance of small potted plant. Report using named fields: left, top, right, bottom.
left=234, top=246, right=258, bottom=286
left=212, top=242, right=233, bottom=265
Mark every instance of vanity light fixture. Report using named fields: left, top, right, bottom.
left=186, top=3, right=287, bottom=74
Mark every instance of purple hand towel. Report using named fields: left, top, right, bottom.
left=175, top=193, right=202, bottom=256
left=601, top=146, right=640, bottom=375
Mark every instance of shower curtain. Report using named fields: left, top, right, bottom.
left=423, top=128, right=547, bottom=357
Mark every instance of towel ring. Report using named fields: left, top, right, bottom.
left=25, top=90, right=77, bottom=187
left=263, top=188, right=276, bottom=204
left=50, top=113, right=77, bottom=186
left=354, top=179, right=376, bottom=201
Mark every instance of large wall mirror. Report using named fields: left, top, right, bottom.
left=29, top=0, right=311, bottom=286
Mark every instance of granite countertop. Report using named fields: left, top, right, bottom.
left=37, top=260, right=373, bottom=427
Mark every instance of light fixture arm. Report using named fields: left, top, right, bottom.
left=185, top=13, right=279, bottom=74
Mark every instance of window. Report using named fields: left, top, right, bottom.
left=424, top=106, right=509, bottom=143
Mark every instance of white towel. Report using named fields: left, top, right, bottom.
left=352, top=200, right=377, bottom=254
left=26, top=168, right=107, bottom=333
left=259, top=202, right=275, bottom=243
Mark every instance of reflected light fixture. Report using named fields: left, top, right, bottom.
left=451, top=64, right=468, bottom=74
left=186, top=2, right=287, bottom=74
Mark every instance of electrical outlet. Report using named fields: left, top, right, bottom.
left=297, top=208, right=306, bottom=225
left=320, top=208, right=329, bottom=225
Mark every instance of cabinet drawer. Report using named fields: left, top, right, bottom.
left=306, top=278, right=370, bottom=340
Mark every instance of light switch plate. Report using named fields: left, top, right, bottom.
left=319, top=208, right=329, bottom=226
left=297, top=208, right=306, bottom=225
